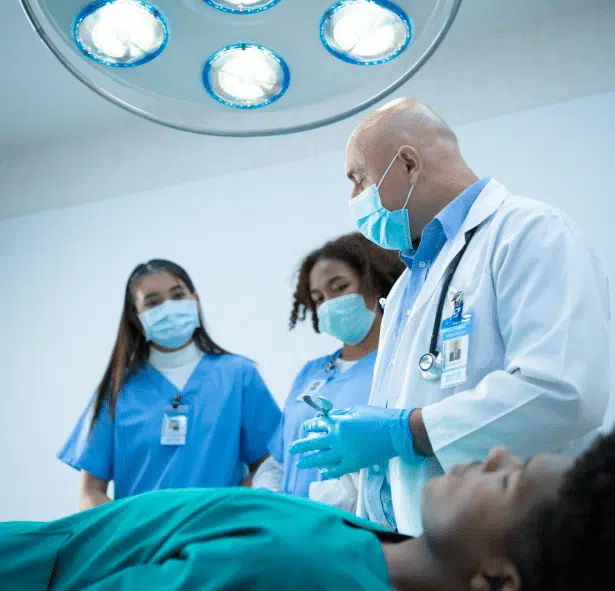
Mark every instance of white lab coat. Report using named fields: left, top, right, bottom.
left=357, top=179, right=611, bottom=536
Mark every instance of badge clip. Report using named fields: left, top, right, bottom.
left=451, top=291, right=464, bottom=322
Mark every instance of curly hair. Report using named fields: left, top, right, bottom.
left=517, top=429, right=615, bottom=591
left=289, top=232, right=405, bottom=332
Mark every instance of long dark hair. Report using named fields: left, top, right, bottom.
left=290, top=232, right=405, bottom=332
left=91, top=259, right=230, bottom=428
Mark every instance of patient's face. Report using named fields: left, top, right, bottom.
left=421, top=448, right=573, bottom=563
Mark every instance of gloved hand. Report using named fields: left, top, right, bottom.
left=288, top=405, right=415, bottom=480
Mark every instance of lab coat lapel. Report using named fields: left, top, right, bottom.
left=410, top=180, right=508, bottom=316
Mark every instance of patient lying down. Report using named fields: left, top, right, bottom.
left=2, top=432, right=613, bottom=591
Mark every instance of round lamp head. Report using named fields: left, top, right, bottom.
left=20, top=0, right=461, bottom=136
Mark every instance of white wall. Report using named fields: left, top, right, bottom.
left=1, top=92, right=613, bottom=522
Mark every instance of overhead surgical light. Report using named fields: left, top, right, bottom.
left=321, top=0, right=411, bottom=65
left=20, top=0, right=461, bottom=136
left=74, top=0, right=168, bottom=67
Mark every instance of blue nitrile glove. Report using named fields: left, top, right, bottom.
left=287, top=405, right=415, bottom=480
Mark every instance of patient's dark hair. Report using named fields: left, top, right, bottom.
left=289, top=232, right=405, bottom=332
left=518, top=429, right=615, bottom=590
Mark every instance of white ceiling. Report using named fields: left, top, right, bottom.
left=2, top=0, right=611, bottom=153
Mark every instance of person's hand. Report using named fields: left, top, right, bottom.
left=288, top=405, right=415, bottom=479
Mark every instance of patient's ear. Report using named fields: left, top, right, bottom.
left=468, top=557, right=521, bottom=591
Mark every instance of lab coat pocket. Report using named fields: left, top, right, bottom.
left=445, top=283, right=501, bottom=378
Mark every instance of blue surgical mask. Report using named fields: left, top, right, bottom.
left=317, top=293, right=376, bottom=345
left=349, top=153, right=414, bottom=251
left=138, top=299, right=200, bottom=350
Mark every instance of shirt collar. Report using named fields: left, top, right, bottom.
left=436, top=177, right=490, bottom=240
left=399, top=217, right=443, bottom=264
left=399, top=177, right=490, bottom=263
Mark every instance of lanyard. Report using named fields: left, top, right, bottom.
left=428, top=226, right=478, bottom=356
left=299, top=351, right=342, bottom=410
left=323, top=350, right=342, bottom=378
left=418, top=226, right=478, bottom=378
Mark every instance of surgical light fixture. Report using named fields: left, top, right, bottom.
left=20, top=0, right=461, bottom=136
left=321, top=0, right=411, bottom=65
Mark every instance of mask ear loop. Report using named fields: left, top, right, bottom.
left=402, top=183, right=414, bottom=209
left=377, top=152, right=416, bottom=211
left=377, top=152, right=402, bottom=190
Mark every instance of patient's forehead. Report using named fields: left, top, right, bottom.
left=517, top=454, right=574, bottom=504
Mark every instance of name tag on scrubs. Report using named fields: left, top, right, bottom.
left=440, top=313, right=472, bottom=389
left=296, top=379, right=327, bottom=402
left=161, top=413, right=188, bottom=445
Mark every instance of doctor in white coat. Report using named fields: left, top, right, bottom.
left=289, top=98, right=611, bottom=536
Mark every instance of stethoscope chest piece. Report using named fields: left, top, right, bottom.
left=419, top=352, right=442, bottom=380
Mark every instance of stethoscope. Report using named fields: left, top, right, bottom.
left=418, top=226, right=478, bottom=380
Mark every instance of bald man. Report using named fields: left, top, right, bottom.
left=290, top=99, right=610, bottom=536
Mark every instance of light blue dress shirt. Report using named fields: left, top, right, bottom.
left=364, top=177, right=490, bottom=529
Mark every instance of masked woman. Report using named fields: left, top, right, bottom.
left=253, top=234, right=404, bottom=512
left=58, top=259, right=280, bottom=510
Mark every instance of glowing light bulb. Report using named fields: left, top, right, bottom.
left=322, top=0, right=411, bottom=64
left=204, top=44, right=289, bottom=108
left=76, top=0, right=166, bottom=66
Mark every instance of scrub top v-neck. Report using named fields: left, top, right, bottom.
left=58, top=353, right=281, bottom=498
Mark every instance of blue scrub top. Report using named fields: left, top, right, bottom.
left=268, top=350, right=377, bottom=498
left=58, top=354, right=281, bottom=499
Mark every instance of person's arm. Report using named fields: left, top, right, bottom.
left=251, top=455, right=284, bottom=491
left=58, top=395, right=115, bottom=508
left=241, top=454, right=270, bottom=487
left=79, top=471, right=112, bottom=511
left=291, top=213, right=610, bottom=476
left=408, top=409, right=433, bottom=456
left=421, top=212, right=610, bottom=470
left=239, top=363, right=282, bottom=468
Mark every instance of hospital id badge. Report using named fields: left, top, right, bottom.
left=296, top=379, right=327, bottom=402
left=440, top=313, right=472, bottom=389
left=161, top=413, right=188, bottom=445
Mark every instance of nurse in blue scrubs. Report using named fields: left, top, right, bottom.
left=59, top=259, right=281, bottom=510
left=253, top=233, right=404, bottom=511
